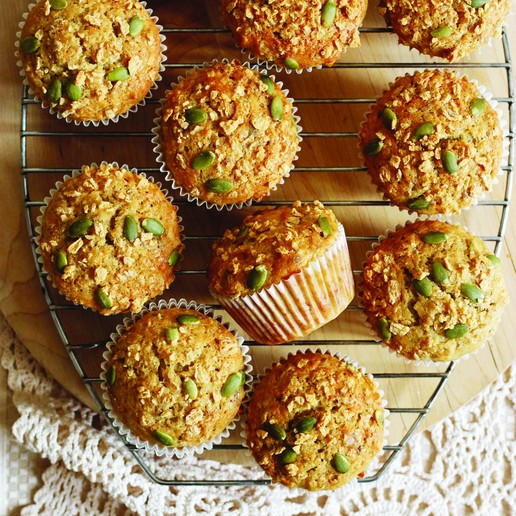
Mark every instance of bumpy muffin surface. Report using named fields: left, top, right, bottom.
left=361, top=220, right=509, bottom=361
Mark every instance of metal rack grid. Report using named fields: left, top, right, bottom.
left=20, top=19, right=514, bottom=487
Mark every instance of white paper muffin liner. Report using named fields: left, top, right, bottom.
left=239, top=348, right=390, bottom=491
left=211, top=222, right=355, bottom=345
left=358, top=71, right=510, bottom=219
left=99, top=297, right=253, bottom=458
left=358, top=219, right=506, bottom=366
left=151, top=58, right=303, bottom=211
left=15, top=1, right=167, bottom=127
left=34, top=161, right=185, bottom=314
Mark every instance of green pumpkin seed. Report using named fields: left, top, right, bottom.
left=278, top=448, right=298, bottom=465
left=68, top=217, right=93, bottom=237
left=177, top=314, right=200, bottom=325
left=183, top=378, right=198, bottom=399
left=168, top=249, right=180, bottom=267
left=154, top=430, right=175, bottom=446
left=65, top=82, right=82, bottom=102
left=270, top=96, right=284, bottom=121
left=381, top=107, right=397, bottom=131
left=412, top=121, right=434, bottom=141
left=247, top=265, right=268, bottom=291
left=47, top=77, right=62, bottom=104
left=445, top=323, right=469, bottom=339
left=422, top=232, right=448, bottom=244
left=431, top=261, right=449, bottom=284
left=375, top=409, right=384, bottom=426
left=142, top=218, right=165, bottom=236
left=321, top=0, right=337, bottom=27
left=470, top=0, right=489, bottom=7
left=332, top=453, right=350, bottom=474
left=265, top=423, right=286, bottom=441
left=486, top=254, right=501, bottom=269
left=221, top=371, right=244, bottom=397
left=20, top=36, right=40, bottom=54
left=284, top=58, right=299, bottom=70
left=431, top=26, right=454, bottom=38
left=192, top=150, right=215, bottom=170
left=206, top=178, right=233, bottom=194
left=470, top=98, right=486, bottom=117
left=54, top=251, right=68, bottom=274
left=123, top=215, right=138, bottom=242
left=413, top=277, right=433, bottom=297
left=260, top=74, right=275, bottom=94
left=128, top=16, right=144, bottom=36
left=50, top=0, right=67, bottom=9
left=165, top=326, right=179, bottom=342
left=95, top=288, right=113, bottom=310
left=442, top=150, right=459, bottom=175
left=106, top=365, right=116, bottom=387
left=461, top=283, right=484, bottom=302
left=108, top=66, right=130, bottom=82
left=185, top=107, right=207, bottom=124
left=237, top=225, right=249, bottom=239
left=364, top=138, right=383, bottom=156
left=318, top=215, right=332, bottom=237
left=377, top=317, right=392, bottom=340
left=295, top=416, right=317, bottom=433
left=407, top=197, right=431, bottom=211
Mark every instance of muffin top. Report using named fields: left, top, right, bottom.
left=208, top=201, right=341, bottom=298
left=220, top=0, right=367, bottom=70
left=159, top=61, right=299, bottom=207
left=38, top=163, right=184, bottom=315
left=359, top=70, right=502, bottom=215
left=379, top=0, right=512, bottom=62
left=18, top=0, right=162, bottom=122
left=361, top=220, right=509, bottom=361
left=106, top=307, right=246, bottom=448
left=246, top=352, right=385, bottom=491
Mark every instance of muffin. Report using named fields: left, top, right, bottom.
left=208, top=201, right=355, bottom=344
left=379, top=0, right=512, bottom=62
left=103, top=301, right=249, bottom=455
left=153, top=60, right=300, bottom=209
left=245, top=351, right=385, bottom=490
left=359, top=70, right=503, bottom=215
left=17, top=0, right=164, bottom=124
left=37, top=162, right=184, bottom=315
left=360, top=220, right=509, bottom=362
left=220, top=0, right=367, bottom=71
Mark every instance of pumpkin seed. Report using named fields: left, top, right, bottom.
left=192, top=150, right=215, bottom=170
left=260, top=74, right=275, bottom=94
left=431, top=261, right=449, bottom=284
left=332, top=453, right=350, bottom=474
left=461, top=283, right=484, bottom=302
left=108, top=66, right=130, bottom=82
left=185, top=107, right=207, bottom=124
left=221, top=371, right=244, bottom=397
left=317, top=215, right=332, bottom=236
left=364, top=138, right=383, bottom=156
left=422, top=232, right=448, bottom=244
left=295, top=416, right=317, bottom=433
left=470, top=98, right=486, bottom=117
left=165, top=326, right=179, bottom=342
left=154, top=430, right=175, bottom=446
left=270, top=96, right=284, bottom=121
left=375, top=409, right=384, bottom=426
left=470, top=0, right=489, bottom=6
left=49, top=0, right=67, bottom=9
left=377, top=317, right=392, bottom=340
left=486, top=254, right=501, bottom=269
left=407, top=197, right=431, bottom=211
left=142, top=218, right=165, bottom=236
left=106, top=365, right=116, bottom=387
left=284, top=58, right=299, bottom=70
left=54, top=251, right=68, bottom=274
left=47, top=77, right=62, bottom=104
left=237, top=225, right=249, bottom=239
left=95, top=288, right=113, bottom=309
left=177, top=314, right=200, bottom=325
left=168, top=249, right=180, bottom=267
left=413, top=277, right=433, bottom=297
left=265, top=423, right=286, bottom=441
left=445, top=323, right=469, bottom=339
left=442, top=150, right=459, bottom=175
left=321, top=0, right=337, bottom=27
left=128, top=16, right=144, bottom=36
left=247, top=265, right=268, bottom=290
left=412, top=121, right=434, bottom=141
left=123, top=215, right=138, bottom=242
left=20, top=36, right=40, bottom=54
left=65, top=82, right=82, bottom=102
left=183, top=378, right=198, bottom=399
left=206, top=178, right=233, bottom=194
left=68, top=217, right=93, bottom=237
left=278, top=448, right=297, bottom=465
left=431, top=26, right=454, bottom=38
left=381, top=107, right=397, bottom=131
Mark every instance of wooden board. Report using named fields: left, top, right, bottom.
left=1, top=0, right=515, bottom=472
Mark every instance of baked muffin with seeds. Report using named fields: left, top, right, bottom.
left=360, top=220, right=509, bottom=362
left=155, top=61, right=300, bottom=208
left=359, top=70, right=503, bottom=215
left=37, top=163, right=184, bottom=315
left=208, top=201, right=355, bottom=344
left=220, top=0, right=367, bottom=71
left=17, top=0, right=163, bottom=123
left=379, top=0, right=512, bottom=62
left=104, top=304, right=247, bottom=452
left=245, top=351, right=385, bottom=490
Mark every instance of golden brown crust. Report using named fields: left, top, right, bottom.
left=361, top=220, right=509, bottom=361
left=107, top=308, right=245, bottom=448
left=18, top=0, right=162, bottom=122
left=39, top=163, right=184, bottom=315
left=246, top=352, right=384, bottom=490
left=160, top=61, right=299, bottom=206
left=379, top=0, right=512, bottom=62
left=359, top=70, right=502, bottom=215
left=220, top=0, right=367, bottom=69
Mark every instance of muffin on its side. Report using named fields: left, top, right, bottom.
left=17, top=0, right=163, bottom=123
left=208, top=201, right=355, bottom=344
left=361, top=220, right=509, bottom=362
left=379, top=0, right=512, bottom=62
left=359, top=70, right=503, bottom=215
left=155, top=61, right=300, bottom=208
left=38, top=163, right=184, bottom=315
left=245, top=351, right=385, bottom=490
left=220, top=0, right=367, bottom=71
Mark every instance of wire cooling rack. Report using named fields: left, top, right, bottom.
left=20, top=6, right=514, bottom=487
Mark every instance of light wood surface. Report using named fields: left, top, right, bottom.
left=0, top=0, right=514, bottom=466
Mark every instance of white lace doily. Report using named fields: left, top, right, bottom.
left=1, top=313, right=514, bottom=515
